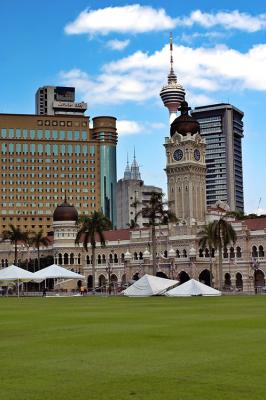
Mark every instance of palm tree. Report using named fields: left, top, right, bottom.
left=211, top=218, right=237, bottom=290
left=1, top=224, right=29, bottom=265
left=135, top=192, right=177, bottom=276
left=198, top=223, right=216, bottom=287
left=29, top=230, right=50, bottom=271
left=75, top=211, right=112, bottom=293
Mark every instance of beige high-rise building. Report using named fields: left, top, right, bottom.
left=164, top=101, right=206, bottom=224
left=0, top=113, right=118, bottom=234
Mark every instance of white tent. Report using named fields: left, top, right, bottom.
left=123, top=274, right=178, bottom=297
left=0, top=265, right=35, bottom=296
left=0, top=264, right=35, bottom=281
left=33, top=264, right=85, bottom=281
left=166, top=279, right=221, bottom=297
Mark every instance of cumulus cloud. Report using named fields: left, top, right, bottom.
left=180, top=10, right=266, bottom=32
left=116, top=120, right=143, bottom=136
left=60, top=43, right=266, bottom=108
left=106, top=39, right=130, bottom=51
left=65, top=5, right=175, bottom=35
left=65, top=6, right=266, bottom=36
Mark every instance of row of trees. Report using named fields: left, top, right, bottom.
left=1, top=225, right=50, bottom=269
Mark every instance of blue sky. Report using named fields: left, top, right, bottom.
left=1, top=1, right=266, bottom=214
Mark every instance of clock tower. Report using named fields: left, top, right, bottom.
left=164, top=101, right=206, bottom=224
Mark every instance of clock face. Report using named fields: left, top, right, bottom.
left=194, top=149, right=200, bottom=161
left=173, top=149, right=183, bottom=162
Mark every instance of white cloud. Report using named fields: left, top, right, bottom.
left=65, top=5, right=175, bottom=35
left=180, top=10, right=266, bottom=32
left=116, top=120, right=143, bottom=136
left=180, top=31, right=227, bottom=44
left=60, top=43, right=266, bottom=108
left=106, top=39, right=130, bottom=51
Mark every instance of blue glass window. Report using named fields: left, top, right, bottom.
left=67, top=131, right=73, bottom=140
left=30, top=130, right=35, bottom=139
left=16, top=129, right=21, bottom=138
left=74, top=131, right=79, bottom=140
left=37, top=130, right=43, bottom=139
left=53, top=130, right=57, bottom=140
left=60, top=130, right=66, bottom=140
left=45, top=130, right=50, bottom=139
left=30, top=144, right=35, bottom=154
left=23, top=129, right=27, bottom=139
left=1, top=128, right=7, bottom=138
left=82, top=131, right=87, bottom=140
left=9, top=129, right=14, bottom=138
left=53, top=144, right=58, bottom=155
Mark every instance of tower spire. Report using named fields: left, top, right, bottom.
left=160, top=33, right=185, bottom=124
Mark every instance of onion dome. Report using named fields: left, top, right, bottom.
left=53, top=197, right=78, bottom=222
left=189, top=246, right=197, bottom=258
left=168, top=247, right=176, bottom=258
left=124, top=249, right=132, bottom=261
left=143, top=248, right=151, bottom=260
left=170, top=101, right=200, bottom=137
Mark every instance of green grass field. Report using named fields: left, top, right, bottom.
left=0, top=296, right=266, bottom=400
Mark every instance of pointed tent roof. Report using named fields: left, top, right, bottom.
left=123, top=274, right=178, bottom=297
left=0, top=265, right=35, bottom=281
left=166, top=279, right=221, bottom=297
left=33, top=264, right=85, bottom=281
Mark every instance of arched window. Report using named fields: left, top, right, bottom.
left=86, top=255, right=90, bottom=264
left=176, top=249, right=180, bottom=258
left=1, top=259, right=4, bottom=268
left=199, top=249, right=203, bottom=258
left=236, top=273, right=243, bottom=291
left=114, top=253, right=118, bottom=264
left=236, top=247, right=242, bottom=258
left=64, top=253, right=68, bottom=265
left=252, top=246, right=258, bottom=258
left=183, top=249, right=187, bottom=258
left=121, top=253, right=125, bottom=262
left=134, top=252, right=138, bottom=260
left=77, top=254, right=81, bottom=265
left=211, top=248, right=215, bottom=257
left=70, top=253, right=74, bottom=264
left=164, top=250, right=168, bottom=258
left=109, top=253, right=113, bottom=263
left=102, top=254, right=106, bottom=264
left=223, top=248, right=228, bottom=259
left=229, top=247, right=235, bottom=259
left=139, top=252, right=143, bottom=260
left=98, top=255, right=102, bottom=265
left=5, top=259, right=8, bottom=267
left=259, top=245, right=264, bottom=257
left=58, top=253, right=63, bottom=265
left=205, top=248, right=209, bottom=258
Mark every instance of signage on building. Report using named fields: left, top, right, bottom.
left=53, top=101, right=87, bottom=110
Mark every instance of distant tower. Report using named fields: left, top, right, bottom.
left=130, top=149, right=141, bottom=180
left=124, top=154, right=131, bottom=180
left=160, top=33, right=185, bottom=124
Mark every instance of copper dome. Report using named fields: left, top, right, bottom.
left=170, top=101, right=200, bottom=137
left=53, top=199, right=78, bottom=222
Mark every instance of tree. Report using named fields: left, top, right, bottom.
left=75, top=211, right=112, bottom=293
left=135, top=192, right=177, bottom=276
left=211, top=218, right=237, bottom=290
left=198, top=223, right=216, bottom=287
left=1, top=224, right=29, bottom=265
left=29, top=230, right=50, bottom=271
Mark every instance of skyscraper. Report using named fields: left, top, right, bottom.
left=191, top=104, right=244, bottom=212
left=35, top=86, right=87, bottom=116
left=0, top=113, right=117, bottom=234
left=160, top=33, right=185, bottom=124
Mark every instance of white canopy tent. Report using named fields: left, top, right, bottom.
left=122, top=274, right=178, bottom=297
left=166, top=279, right=221, bottom=297
left=0, top=265, right=35, bottom=296
left=33, top=264, right=85, bottom=281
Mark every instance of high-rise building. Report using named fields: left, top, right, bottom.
left=191, top=104, right=244, bottom=212
left=35, top=86, right=87, bottom=116
left=0, top=113, right=117, bottom=234
left=117, top=155, right=162, bottom=229
left=160, top=33, right=185, bottom=124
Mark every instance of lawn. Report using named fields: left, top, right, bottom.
left=0, top=296, right=266, bottom=400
